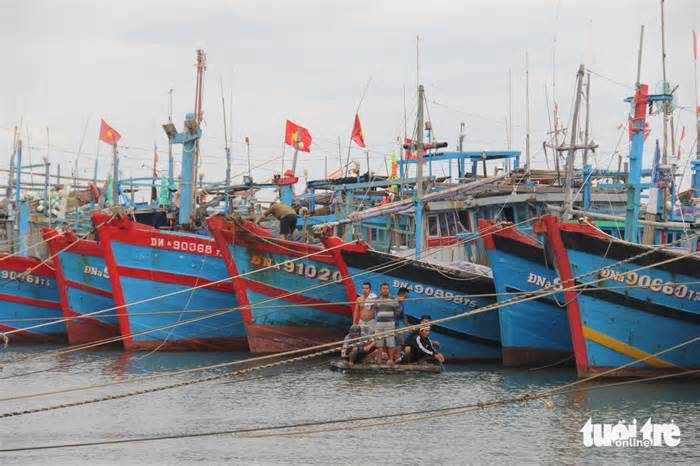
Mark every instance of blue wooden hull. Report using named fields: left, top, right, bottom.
left=549, top=220, right=700, bottom=377
left=43, top=228, right=121, bottom=346
left=96, top=216, right=247, bottom=351
left=225, top=238, right=352, bottom=353
left=0, top=255, right=65, bottom=342
left=341, top=249, right=501, bottom=362
left=482, top=225, right=572, bottom=367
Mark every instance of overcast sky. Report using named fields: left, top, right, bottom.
left=1, top=0, right=698, bottom=195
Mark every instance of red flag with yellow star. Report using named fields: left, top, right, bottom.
left=99, top=119, right=121, bottom=145
left=284, top=120, right=312, bottom=152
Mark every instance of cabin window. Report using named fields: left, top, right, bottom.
left=502, top=206, right=515, bottom=223
left=458, top=211, right=471, bottom=231
left=428, top=215, right=439, bottom=237
left=439, top=214, right=450, bottom=237
left=448, top=213, right=459, bottom=236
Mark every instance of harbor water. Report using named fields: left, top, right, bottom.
left=1, top=346, right=698, bottom=464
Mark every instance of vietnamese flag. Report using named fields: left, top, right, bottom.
left=99, top=119, right=121, bottom=145
left=351, top=113, right=366, bottom=148
left=284, top=120, right=312, bottom=152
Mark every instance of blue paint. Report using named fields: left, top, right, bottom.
left=564, top=245, right=699, bottom=370
left=166, top=113, right=202, bottom=225
left=231, top=243, right=350, bottom=330
left=17, top=200, right=29, bottom=256
left=116, top=276, right=243, bottom=343
left=57, top=250, right=117, bottom=327
left=0, top=266, right=65, bottom=337
left=484, top=239, right=572, bottom=359
left=345, top=266, right=501, bottom=360
left=582, top=164, right=592, bottom=210
left=107, top=233, right=245, bottom=346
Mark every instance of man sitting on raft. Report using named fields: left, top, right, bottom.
left=340, top=325, right=376, bottom=366
left=405, top=318, right=445, bottom=365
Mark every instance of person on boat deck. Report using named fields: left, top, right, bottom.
left=354, top=282, right=377, bottom=336
left=341, top=325, right=376, bottom=366
left=408, top=323, right=445, bottom=365
left=402, top=315, right=440, bottom=362
left=395, top=287, right=410, bottom=344
left=257, top=202, right=298, bottom=239
left=371, top=282, right=401, bottom=362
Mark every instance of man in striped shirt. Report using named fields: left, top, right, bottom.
left=371, top=282, right=401, bottom=362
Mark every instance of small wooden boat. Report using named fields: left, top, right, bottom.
left=329, top=358, right=443, bottom=374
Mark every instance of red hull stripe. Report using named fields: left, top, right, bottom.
left=242, top=278, right=351, bottom=316
left=61, top=306, right=117, bottom=329
left=541, top=215, right=590, bottom=376
left=116, top=266, right=235, bottom=293
left=124, top=336, right=248, bottom=352
left=0, top=255, right=55, bottom=276
left=64, top=279, right=113, bottom=299
left=0, top=323, right=63, bottom=341
left=0, top=293, right=61, bottom=310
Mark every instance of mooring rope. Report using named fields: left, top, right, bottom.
left=0, top=358, right=697, bottom=452
left=0, top=244, right=696, bottom=415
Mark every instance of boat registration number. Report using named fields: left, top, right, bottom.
left=83, top=265, right=110, bottom=279
left=1, top=269, right=51, bottom=287
left=149, top=237, right=221, bottom=256
left=249, top=254, right=342, bottom=282
left=600, top=268, right=700, bottom=301
left=391, top=279, right=478, bottom=307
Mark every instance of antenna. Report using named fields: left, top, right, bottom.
left=660, top=0, right=670, bottom=220
left=636, top=25, right=644, bottom=87
left=416, top=35, right=420, bottom=91
left=508, top=68, right=513, bottom=150
left=220, top=76, right=231, bottom=187
left=525, top=51, right=531, bottom=172
left=694, top=30, right=699, bottom=164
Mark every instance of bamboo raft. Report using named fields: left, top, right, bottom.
left=330, top=358, right=443, bottom=374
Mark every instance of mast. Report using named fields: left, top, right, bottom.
left=414, top=84, right=426, bottom=258
left=14, top=138, right=22, bottom=253
left=167, top=88, right=174, bottom=187
left=693, top=30, right=700, bottom=219
left=192, top=49, right=206, bottom=205
left=563, top=64, right=586, bottom=217
left=163, top=50, right=205, bottom=226
left=220, top=77, right=231, bottom=187
left=525, top=52, right=531, bottom=173
left=660, top=0, right=670, bottom=219
left=582, top=71, right=591, bottom=166
left=111, top=141, right=118, bottom=206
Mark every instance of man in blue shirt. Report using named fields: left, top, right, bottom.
left=395, top=287, right=410, bottom=344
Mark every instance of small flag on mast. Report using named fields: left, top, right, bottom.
left=351, top=113, right=366, bottom=148
left=99, top=119, right=121, bottom=145
left=677, top=126, right=686, bottom=160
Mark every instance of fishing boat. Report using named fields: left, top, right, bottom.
left=0, top=254, right=65, bottom=343
left=533, top=79, right=700, bottom=378
left=540, top=215, right=699, bottom=377
left=41, top=227, right=120, bottom=346
left=207, top=214, right=357, bottom=353
left=94, top=212, right=247, bottom=351
left=479, top=220, right=572, bottom=367
left=323, top=233, right=501, bottom=362
left=208, top=206, right=503, bottom=361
